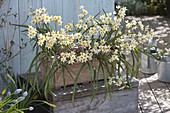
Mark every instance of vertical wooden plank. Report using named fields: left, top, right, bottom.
left=6, top=0, right=21, bottom=74
left=139, top=73, right=162, bottom=113
left=165, top=83, right=170, bottom=90
left=0, top=0, right=10, bottom=91
left=99, top=0, right=114, bottom=20
left=42, top=0, right=62, bottom=16
left=79, top=0, right=114, bottom=20
left=30, top=0, right=42, bottom=9
left=42, top=0, right=63, bottom=29
left=19, top=0, right=62, bottom=74
left=18, top=0, right=27, bottom=74
left=99, top=0, right=114, bottom=13
left=63, top=0, right=78, bottom=26
left=17, top=0, right=26, bottom=74
left=2, top=0, right=11, bottom=71
left=79, top=0, right=100, bottom=16
left=2, top=0, right=115, bottom=75
left=18, top=0, right=42, bottom=74
left=145, top=74, right=170, bottom=113
left=0, top=0, right=9, bottom=53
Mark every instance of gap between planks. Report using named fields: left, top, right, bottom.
left=139, top=73, right=162, bottom=113
left=143, top=73, right=170, bottom=113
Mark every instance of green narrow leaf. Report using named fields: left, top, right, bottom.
left=0, top=74, right=8, bottom=87
left=87, top=62, right=93, bottom=82
left=102, top=9, right=107, bottom=17
left=94, top=11, right=101, bottom=18
left=72, top=63, right=86, bottom=106
left=1, top=88, right=7, bottom=95
left=72, top=22, right=77, bottom=32
left=6, top=74, right=17, bottom=88
left=61, top=66, right=66, bottom=90
left=64, top=65, right=76, bottom=82
left=134, top=49, right=141, bottom=78
left=100, top=61, right=109, bottom=97
left=21, top=29, right=28, bottom=32
left=28, top=51, right=42, bottom=75
left=87, top=61, right=96, bottom=102
left=11, top=23, right=28, bottom=28
left=42, top=101, right=56, bottom=108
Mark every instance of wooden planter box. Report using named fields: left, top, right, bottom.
left=41, top=59, right=107, bottom=89
left=53, top=80, right=139, bottom=113
left=40, top=56, right=139, bottom=113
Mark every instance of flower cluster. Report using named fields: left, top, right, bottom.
left=141, top=37, right=170, bottom=60
left=23, top=5, right=170, bottom=98
left=155, top=39, right=170, bottom=58
left=30, top=7, right=62, bottom=25
left=28, top=26, right=37, bottom=39
left=1, top=88, right=34, bottom=112
left=4, top=89, right=28, bottom=103
left=27, top=5, right=157, bottom=65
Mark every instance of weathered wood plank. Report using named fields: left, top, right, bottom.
left=53, top=80, right=139, bottom=113
left=18, top=0, right=43, bottom=74
left=1, top=0, right=115, bottom=75
left=30, top=0, right=42, bottom=9
left=99, top=0, right=114, bottom=13
left=63, top=0, right=78, bottom=26
left=165, top=83, right=170, bottom=90
left=42, top=0, right=63, bottom=29
left=42, top=0, right=62, bottom=16
left=5, top=0, right=21, bottom=74
left=138, top=73, right=162, bottom=113
left=144, top=73, right=170, bottom=113
left=0, top=0, right=10, bottom=91
left=0, top=0, right=9, bottom=60
left=138, top=103, right=144, bottom=113
left=79, top=0, right=100, bottom=16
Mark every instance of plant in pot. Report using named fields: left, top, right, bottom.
left=18, top=5, right=156, bottom=104
left=141, top=37, right=170, bottom=81
left=0, top=84, right=34, bottom=113
left=0, top=5, right=55, bottom=112
left=158, top=56, right=170, bottom=82
left=0, top=73, right=56, bottom=113
left=155, top=39, right=170, bottom=82
left=140, top=38, right=158, bottom=74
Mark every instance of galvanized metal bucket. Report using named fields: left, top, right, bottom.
left=158, top=56, right=170, bottom=82
left=141, top=53, right=157, bottom=74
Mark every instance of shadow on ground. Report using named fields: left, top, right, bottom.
left=139, top=73, right=170, bottom=113
left=126, top=16, right=170, bottom=48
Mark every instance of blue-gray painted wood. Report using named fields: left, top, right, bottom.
left=0, top=0, right=115, bottom=74
left=42, top=0, right=62, bottom=29
left=63, top=0, right=79, bottom=26
left=7, top=0, right=20, bottom=74
left=99, top=0, right=115, bottom=13
left=53, top=80, right=139, bottom=113
left=18, top=0, right=41, bottom=74
left=79, top=0, right=100, bottom=15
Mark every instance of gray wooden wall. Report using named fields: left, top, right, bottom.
left=0, top=0, right=114, bottom=74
